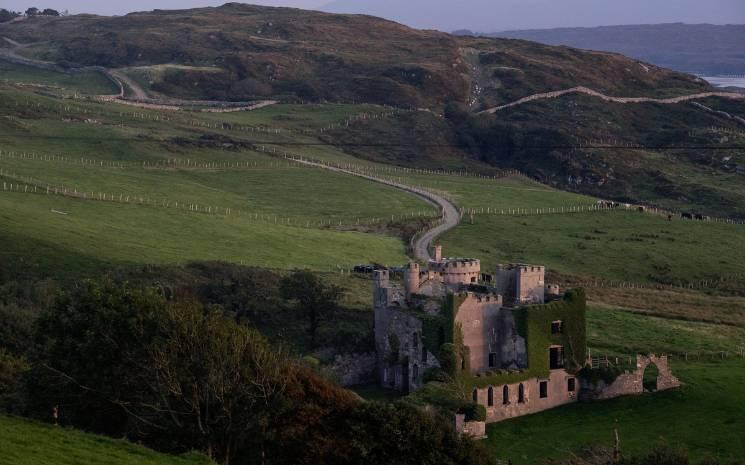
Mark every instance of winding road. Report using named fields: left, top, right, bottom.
left=289, top=158, right=461, bottom=262
left=480, top=86, right=745, bottom=114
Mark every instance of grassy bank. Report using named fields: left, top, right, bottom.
left=0, top=415, right=212, bottom=465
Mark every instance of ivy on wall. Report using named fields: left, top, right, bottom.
left=463, top=289, right=587, bottom=389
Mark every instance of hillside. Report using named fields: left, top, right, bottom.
left=2, top=4, right=745, bottom=217
left=0, top=415, right=212, bottom=465
left=488, top=23, right=745, bottom=76
left=0, top=3, right=709, bottom=108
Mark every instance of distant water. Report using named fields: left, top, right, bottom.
left=702, top=76, right=745, bottom=89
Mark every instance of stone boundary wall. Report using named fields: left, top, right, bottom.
left=324, top=353, right=376, bottom=387
left=581, top=354, right=681, bottom=401
left=454, top=414, right=487, bottom=439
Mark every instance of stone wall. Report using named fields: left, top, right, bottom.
left=324, top=353, right=377, bottom=387
left=581, top=354, right=681, bottom=401
left=473, top=369, right=579, bottom=423
left=375, top=305, right=440, bottom=392
left=455, top=294, right=527, bottom=374
left=453, top=414, right=487, bottom=439
left=517, top=266, right=545, bottom=304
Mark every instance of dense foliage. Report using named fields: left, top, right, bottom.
left=0, top=275, right=494, bottom=465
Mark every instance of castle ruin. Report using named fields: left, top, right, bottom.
left=373, top=246, right=680, bottom=426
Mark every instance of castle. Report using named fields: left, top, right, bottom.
left=373, top=246, right=586, bottom=423
left=373, top=246, right=681, bottom=429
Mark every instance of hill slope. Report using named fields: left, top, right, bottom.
left=0, top=415, right=212, bottom=465
left=0, top=3, right=709, bottom=108
left=488, top=23, right=745, bottom=75
left=2, top=4, right=743, bottom=217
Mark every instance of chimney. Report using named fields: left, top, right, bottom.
left=434, top=245, right=443, bottom=262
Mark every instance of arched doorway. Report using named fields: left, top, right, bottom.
left=643, top=362, right=659, bottom=392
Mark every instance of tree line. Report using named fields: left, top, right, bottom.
left=0, top=7, right=64, bottom=22
left=0, top=264, right=494, bottom=465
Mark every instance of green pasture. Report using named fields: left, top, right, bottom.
left=401, top=173, right=597, bottom=210
left=439, top=210, right=745, bottom=283
left=0, top=193, right=409, bottom=278
left=486, top=305, right=745, bottom=464
left=0, top=157, right=436, bottom=222
left=0, top=60, right=119, bottom=96
left=0, top=415, right=212, bottom=465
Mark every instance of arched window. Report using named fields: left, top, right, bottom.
left=518, top=383, right=525, bottom=403
left=412, top=364, right=419, bottom=381
left=412, top=332, right=418, bottom=351
left=472, top=388, right=478, bottom=403
left=487, top=387, right=494, bottom=407
left=461, top=357, right=466, bottom=370
left=421, top=345, right=428, bottom=363
left=502, top=386, right=509, bottom=405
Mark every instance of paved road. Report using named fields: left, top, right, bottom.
left=290, top=157, right=460, bottom=262
left=480, top=86, right=745, bottom=114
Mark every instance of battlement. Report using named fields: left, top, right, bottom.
left=497, top=264, right=545, bottom=274
left=373, top=269, right=390, bottom=282
left=429, top=259, right=481, bottom=272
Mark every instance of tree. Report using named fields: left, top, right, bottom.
left=0, top=9, right=20, bottom=22
left=30, top=279, right=292, bottom=465
left=25, top=7, right=39, bottom=16
left=142, top=302, right=290, bottom=465
left=42, top=8, right=60, bottom=16
left=29, top=279, right=166, bottom=434
left=280, top=271, right=343, bottom=348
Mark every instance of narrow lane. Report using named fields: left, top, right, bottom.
left=290, top=158, right=460, bottom=262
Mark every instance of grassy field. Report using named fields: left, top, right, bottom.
left=439, top=210, right=745, bottom=284
left=0, top=60, right=119, bottom=96
left=0, top=86, right=440, bottom=276
left=484, top=304, right=745, bottom=464
left=0, top=193, right=410, bottom=278
left=0, top=415, right=212, bottom=465
left=486, top=359, right=745, bottom=464
left=0, top=158, right=436, bottom=222
left=400, top=173, right=597, bottom=210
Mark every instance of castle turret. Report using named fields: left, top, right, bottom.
left=373, top=269, right=392, bottom=309
left=404, top=262, right=421, bottom=298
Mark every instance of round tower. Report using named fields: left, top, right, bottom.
left=404, top=262, right=421, bottom=297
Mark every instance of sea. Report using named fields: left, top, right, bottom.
left=702, top=76, right=745, bottom=89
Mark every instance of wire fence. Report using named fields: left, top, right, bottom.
left=0, top=147, right=526, bottom=180
left=589, top=348, right=745, bottom=370
left=461, top=203, right=745, bottom=225
left=571, top=274, right=745, bottom=292
left=1, top=95, right=409, bottom=135
left=0, top=178, right=441, bottom=229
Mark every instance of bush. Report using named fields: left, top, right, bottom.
left=439, top=343, right=458, bottom=375
left=423, top=368, right=450, bottom=383
left=459, top=403, right=487, bottom=422
left=0, top=349, right=29, bottom=413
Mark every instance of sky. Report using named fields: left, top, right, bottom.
left=2, top=0, right=744, bottom=31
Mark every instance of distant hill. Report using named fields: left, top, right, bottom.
left=321, top=0, right=745, bottom=34
left=0, top=3, right=708, bottom=108
left=487, top=23, right=745, bottom=75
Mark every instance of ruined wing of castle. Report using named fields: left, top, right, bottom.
left=373, top=246, right=680, bottom=425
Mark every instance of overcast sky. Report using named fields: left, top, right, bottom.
left=3, top=0, right=744, bottom=31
